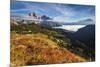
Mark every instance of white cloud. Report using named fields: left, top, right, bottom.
left=23, top=2, right=76, bottom=16
left=11, top=2, right=77, bottom=22
left=11, top=2, right=95, bottom=23
left=53, top=25, right=86, bottom=32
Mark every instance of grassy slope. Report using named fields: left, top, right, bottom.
left=10, top=32, right=86, bottom=66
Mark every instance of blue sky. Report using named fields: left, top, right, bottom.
left=11, top=1, right=95, bottom=23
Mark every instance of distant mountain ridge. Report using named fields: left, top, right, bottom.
left=63, top=18, right=94, bottom=25
left=11, top=12, right=95, bottom=28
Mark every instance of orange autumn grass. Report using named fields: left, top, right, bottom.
left=10, top=32, right=86, bottom=66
